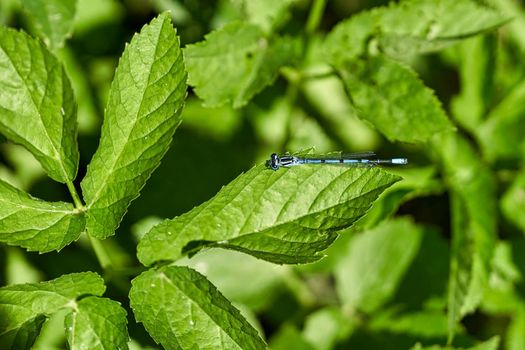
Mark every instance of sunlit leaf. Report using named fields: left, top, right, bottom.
left=129, top=265, right=266, bottom=350
left=0, top=179, right=84, bottom=252
left=81, top=13, right=187, bottom=239
left=0, top=26, right=79, bottom=183
left=138, top=161, right=400, bottom=266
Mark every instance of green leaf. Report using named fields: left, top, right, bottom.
left=0, top=179, right=85, bottom=252
left=376, top=0, right=508, bottom=57
left=410, top=335, right=500, bottom=350
left=184, top=21, right=300, bottom=108
left=65, top=296, right=129, bottom=350
left=21, top=0, right=76, bottom=49
left=501, top=169, right=525, bottom=234
left=478, top=79, right=525, bottom=162
left=338, top=56, right=454, bottom=143
left=233, top=0, right=297, bottom=33
left=324, top=0, right=508, bottom=63
left=0, top=272, right=105, bottom=349
left=137, top=160, right=400, bottom=266
left=431, top=132, right=497, bottom=341
left=80, top=13, right=187, bottom=239
left=450, top=36, right=496, bottom=133
left=335, top=217, right=423, bottom=313
left=179, top=249, right=287, bottom=311
left=0, top=26, right=79, bottom=183
left=129, top=265, right=266, bottom=350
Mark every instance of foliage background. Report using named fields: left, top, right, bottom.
left=0, top=0, right=524, bottom=349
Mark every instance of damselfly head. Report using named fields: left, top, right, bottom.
left=268, top=153, right=280, bottom=170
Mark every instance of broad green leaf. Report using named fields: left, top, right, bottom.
left=0, top=27, right=79, bottom=183
left=431, top=132, right=496, bottom=341
left=80, top=13, right=187, bottom=239
left=478, top=79, right=525, bottom=162
left=129, top=265, right=266, bottom=350
left=184, top=21, right=300, bottom=108
left=21, top=0, right=76, bottom=49
left=410, top=336, right=499, bottom=350
left=325, top=0, right=507, bottom=63
left=232, top=0, right=297, bottom=33
left=501, top=170, right=525, bottom=234
left=0, top=179, right=85, bottom=252
left=335, top=217, right=423, bottom=313
left=179, top=249, right=288, bottom=311
left=137, top=161, right=400, bottom=266
left=65, top=296, right=128, bottom=350
left=338, top=56, right=454, bottom=143
left=0, top=272, right=105, bottom=349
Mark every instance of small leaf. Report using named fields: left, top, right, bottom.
left=432, top=132, right=497, bottom=341
left=65, top=296, right=129, bottom=350
left=0, top=26, right=79, bottom=183
left=338, top=56, right=454, bottom=143
left=129, top=265, right=266, bottom=350
left=0, top=179, right=85, bottom=252
left=138, top=161, right=400, bottom=266
left=0, top=272, right=105, bottom=349
left=184, top=21, right=300, bottom=108
left=80, top=13, right=187, bottom=239
left=234, top=0, right=297, bottom=33
left=335, top=217, right=423, bottom=313
left=21, top=0, right=76, bottom=49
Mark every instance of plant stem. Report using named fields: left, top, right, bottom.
left=66, top=181, right=84, bottom=209
left=89, top=235, right=112, bottom=270
left=306, top=0, right=327, bottom=35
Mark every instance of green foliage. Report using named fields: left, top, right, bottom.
left=0, top=26, right=79, bottom=183
left=0, top=0, right=524, bottom=349
left=184, top=21, right=299, bottom=108
left=335, top=218, right=423, bottom=313
left=138, top=163, right=399, bottom=265
left=81, top=13, right=187, bottom=239
left=0, top=272, right=128, bottom=350
left=129, top=265, right=266, bottom=349
left=0, top=179, right=84, bottom=252
left=21, top=0, right=76, bottom=50
left=338, top=56, right=454, bottom=143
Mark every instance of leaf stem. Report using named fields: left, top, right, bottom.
left=66, top=181, right=84, bottom=209
left=306, top=0, right=327, bottom=34
left=88, top=235, right=112, bottom=270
